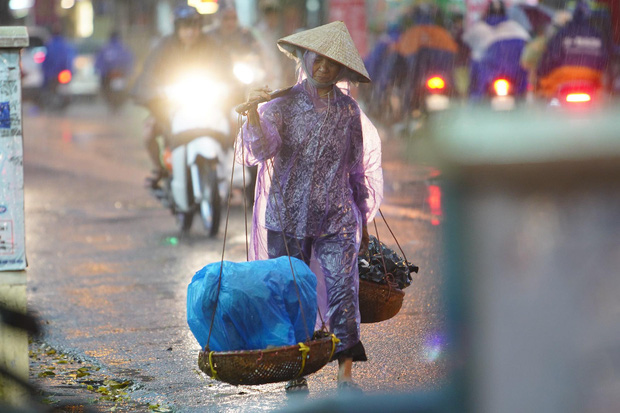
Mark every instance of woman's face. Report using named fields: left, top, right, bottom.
left=312, top=55, right=341, bottom=84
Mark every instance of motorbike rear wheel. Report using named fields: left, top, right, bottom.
left=199, top=164, right=221, bottom=237
left=175, top=169, right=195, bottom=235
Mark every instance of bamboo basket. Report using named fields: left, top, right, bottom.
left=359, top=279, right=405, bottom=324
left=198, top=333, right=338, bottom=386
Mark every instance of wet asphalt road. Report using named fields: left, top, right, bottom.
left=22, top=100, right=446, bottom=412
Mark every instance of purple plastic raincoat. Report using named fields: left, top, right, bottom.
left=236, top=78, right=383, bottom=357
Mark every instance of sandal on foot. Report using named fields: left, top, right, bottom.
left=285, top=377, right=309, bottom=394
left=337, top=380, right=363, bottom=394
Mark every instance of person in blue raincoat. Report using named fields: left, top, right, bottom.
left=41, top=24, right=75, bottom=88
left=95, top=31, right=134, bottom=101
left=463, top=0, right=530, bottom=99
left=362, top=21, right=405, bottom=120
left=536, top=0, right=612, bottom=98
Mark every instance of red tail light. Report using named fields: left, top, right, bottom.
left=58, top=69, right=72, bottom=84
left=33, top=51, right=46, bottom=64
left=565, top=93, right=591, bottom=103
left=426, top=76, right=446, bottom=92
left=493, top=79, right=510, bottom=96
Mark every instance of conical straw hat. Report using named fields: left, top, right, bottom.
left=277, top=21, right=371, bottom=83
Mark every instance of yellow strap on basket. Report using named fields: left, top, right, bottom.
left=295, top=342, right=311, bottom=378
left=208, top=351, right=219, bottom=380
left=329, top=334, right=340, bottom=361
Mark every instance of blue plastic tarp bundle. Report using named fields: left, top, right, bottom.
left=187, top=256, right=317, bottom=352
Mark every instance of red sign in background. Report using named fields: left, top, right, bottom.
left=329, top=0, right=368, bottom=57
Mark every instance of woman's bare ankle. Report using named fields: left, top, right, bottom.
left=337, top=357, right=353, bottom=382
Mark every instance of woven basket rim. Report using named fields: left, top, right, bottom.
left=359, top=278, right=406, bottom=296
left=201, top=334, right=334, bottom=357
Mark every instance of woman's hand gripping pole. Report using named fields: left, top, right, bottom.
left=235, top=85, right=294, bottom=125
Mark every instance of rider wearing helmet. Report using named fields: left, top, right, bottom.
left=463, top=0, right=530, bottom=99
left=41, top=23, right=76, bottom=108
left=536, top=0, right=612, bottom=99
left=132, top=4, right=233, bottom=189
left=394, top=3, right=458, bottom=114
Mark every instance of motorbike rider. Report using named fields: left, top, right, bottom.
left=131, top=4, right=233, bottom=190
left=205, top=2, right=264, bottom=101
left=41, top=23, right=75, bottom=106
left=463, top=0, right=530, bottom=100
left=362, top=20, right=404, bottom=121
left=450, top=11, right=472, bottom=98
left=205, top=2, right=259, bottom=59
left=393, top=3, right=458, bottom=115
left=536, top=0, right=612, bottom=99
left=95, top=31, right=134, bottom=107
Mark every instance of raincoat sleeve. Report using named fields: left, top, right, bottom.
left=236, top=102, right=283, bottom=166
left=349, top=109, right=383, bottom=226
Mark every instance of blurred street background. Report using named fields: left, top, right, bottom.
left=1, top=0, right=619, bottom=412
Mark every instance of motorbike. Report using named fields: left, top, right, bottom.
left=101, top=68, right=128, bottom=111
left=476, top=39, right=529, bottom=111
left=395, top=48, right=457, bottom=135
left=151, top=72, right=249, bottom=236
left=42, top=69, right=72, bottom=110
left=397, top=71, right=454, bottom=136
left=420, top=73, right=453, bottom=114
left=487, top=76, right=519, bottom=111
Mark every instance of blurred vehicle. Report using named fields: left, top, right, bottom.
left=406, top=43, right=458, bottom=117
left=397, top=32, right=458, bottom=119
left=380, top=4, right=458, bottom=135
left=40, top=28, right=75, bottom=111
left=36, top=37, right=102, bottom=110
left=536, top=1, right=611, bottom=106
left=68, top=38, right=103, bottom=100
left=151, top=71, right=249, bottom=236
left=473, top=34, right=530, bottom=107
left=422, top=73, right=453, bottom=113
left=464, top=0, right=530, bottom=102
left=21, top=27, right=50, bottom=104
left=487, top=76, right=519, bottom=110
left=95, top=32, right=134, bottom=112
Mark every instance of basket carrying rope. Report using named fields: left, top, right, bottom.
left=358, top=211, right=416, bottom=324
left=194, top=110, right=335, bottom=386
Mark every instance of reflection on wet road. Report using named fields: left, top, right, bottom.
left=23, top=102, right=446, bottom=411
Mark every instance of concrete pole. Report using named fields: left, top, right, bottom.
left=0, top=26, right=29, bottom=408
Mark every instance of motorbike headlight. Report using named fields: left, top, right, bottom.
left=166, top=74, right=228, bottom=108
left=233, top=62, right=255, bottom=85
